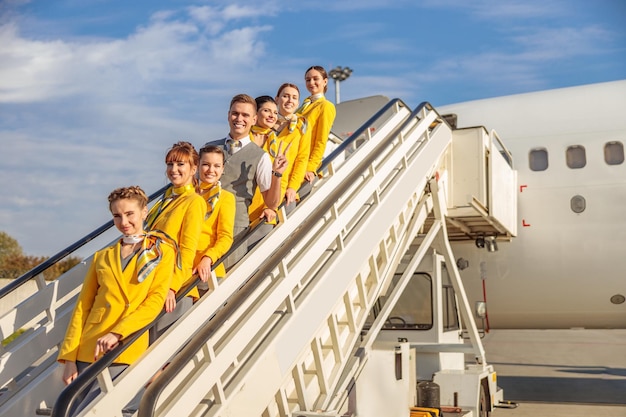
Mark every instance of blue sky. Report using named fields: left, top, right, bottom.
left=1, top=0, right=625, bottom=257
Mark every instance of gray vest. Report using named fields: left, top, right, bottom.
left=204, top=138, right=266, bottom=229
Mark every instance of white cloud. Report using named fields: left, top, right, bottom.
left=0, top=4, right=280, bottom=255
left=0, top=23, right=76, bottom=102
left=187, top=5, right=224, bottom=35
left=209, top=26, right=271, bottom=65
left=150, top=9, right=178, bottom=23
left=0, top=6, right=276, bottom=105
left=221, top=4, right=270, bottom=20
left=468, top=1, right=566, bottom=19
left=292, top=0, right=415, bottom=13
left=513, top=25, right=614, bottom=60
left=420, top=0, right=569, bottom=20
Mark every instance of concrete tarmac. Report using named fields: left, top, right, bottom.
left=479, top=329, right=626, bottom=417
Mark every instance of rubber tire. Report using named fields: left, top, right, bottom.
left=479, top=384, right=490, bottom=417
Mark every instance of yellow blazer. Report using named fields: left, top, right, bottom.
left=149, top=190, right=206, bottom=299
left=248, top=117, right=311, bottom=222
left=194, top=188, right=235, bottom=278
left=300, top=97, right=336, bottom=173
left=58, top=240, right=175, bottom=365
left=278, top=116, right=311, bottom=196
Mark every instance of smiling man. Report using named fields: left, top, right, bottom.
left=203, top=94, right=287, bottom=267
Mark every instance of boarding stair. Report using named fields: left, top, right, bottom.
left=0, top=97, right=516, bottom=417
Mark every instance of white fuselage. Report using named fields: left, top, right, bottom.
left=439, top=80, right=626, bottom=329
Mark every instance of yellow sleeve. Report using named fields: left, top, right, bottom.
left=248, top=188, right=265, bottom=222
left=111, top=244, right=173, bottom=338
left=203, top=191, right=235, bottom=263
left=171, top=195, right=206, bottom=293
left=306, top=100, right=336, bottom=173
left=57, top=255, right=99, bottom=363
left=285, top=119, right=311, bottom=192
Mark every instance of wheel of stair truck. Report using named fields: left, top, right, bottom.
left=479, top=382, right=490, bottom=417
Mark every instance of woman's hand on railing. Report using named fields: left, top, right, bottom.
left=285, top=188, right=297, bottom=204
left=94, top=332, right=121, bottom=360
left=165, top=290, right=177, bottom=313
left=62, top=361, right=78, bottom=386
left=304, top=171, right=316, bottom=183
left=193, top=257, right=213, bottom=282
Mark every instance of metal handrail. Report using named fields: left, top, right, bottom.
left=50, top=274, right=203, bottom=417
left=52, top=99, right=410, bottom=416
left=139, top=99, right=424, bottom=417
left=51, top=163, right=308, bottom=416
left=50, top=160, right=314, bottom=415
left=51, top=220, right=247, bottom=417
left=490, top=129, right=514, bottom=167
left=0, top=185, right=170, bottom=300
left=50, top=190, right=293, bottom=416
left=320, top=98, right=402, bottom=173
left=49, top=175, right=291, bottom=416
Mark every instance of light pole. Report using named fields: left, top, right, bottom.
left=329, top=66, right=353, bottom=104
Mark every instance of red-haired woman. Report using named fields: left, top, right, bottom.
left=146, top=141, right=206, bottom=339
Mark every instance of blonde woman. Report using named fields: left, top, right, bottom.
left=58, top=186, right=177, bottom=415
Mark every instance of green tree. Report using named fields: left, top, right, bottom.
left=0, top=231, right=81, bottom=280
left=0, top=231, right=23, bottom=266
left=44, top=255, right=82, bottom=280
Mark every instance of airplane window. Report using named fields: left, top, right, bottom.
left=604, top=141, right=624, bottom=165
left=571, top=195, right=586, bottom=213
left=566, top=145, right=586, bottom=169
left=529, top=148, right=548, bottom=171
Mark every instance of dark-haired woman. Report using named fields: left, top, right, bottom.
left=297, top=66, right=336, bottom=197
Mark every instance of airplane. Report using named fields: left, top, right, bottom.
left=439, top=79, right=626, bottom=329
left=334, top=79, right=626, bottom=330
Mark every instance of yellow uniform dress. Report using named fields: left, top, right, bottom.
left=195, top=182, right=235, bottom=278
left=58, top=233, right=176, bottom=365
left=146, top=184, right=206, bottom=299
left=299, top=96, right=336, bottom=175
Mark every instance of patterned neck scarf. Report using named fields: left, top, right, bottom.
left=145, top=183, right=195, bottom=229
left=251, top=125, right=278, bottom=158
left=277, top=113, right=298, bottom=134
left=296, top=93, right=324, bottom=115
left=199, top=180, right=221, bottom=219
left=133, top=229, right=180, bottom=283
